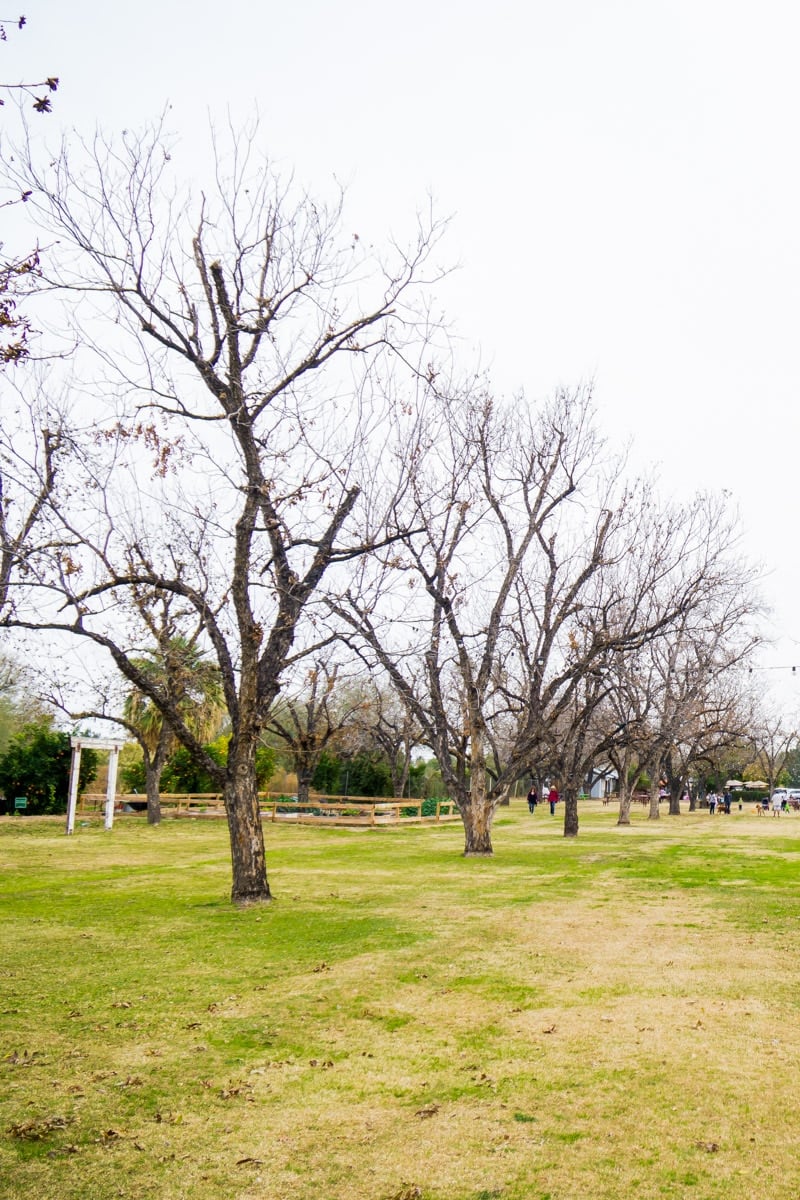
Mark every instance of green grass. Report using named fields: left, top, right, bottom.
left=3, top=805, right=800, bottom=1198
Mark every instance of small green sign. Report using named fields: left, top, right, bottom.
left=13, top=797, right=27, bottom=811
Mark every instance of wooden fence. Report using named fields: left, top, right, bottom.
left=79, top=792, right=461, bottom=827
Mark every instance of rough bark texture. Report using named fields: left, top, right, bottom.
left=457, top=735, right=495, bottom=855
left=616, top=790, right=633, bottom=826
left=563, top=786, right=579, bottom=837
left=296, top=772, right=312, bottom=805
left=145, top=761, right=162, bottom=826
left=648, top=780, right=661, bottom=821
left=143, top=723, right=172, bottom=826
left=460, top=797, right=494, bottom=855
left=224, top=749, right=271, bottom=904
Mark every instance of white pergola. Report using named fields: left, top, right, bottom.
left=65, top=735, right=126, bottom=835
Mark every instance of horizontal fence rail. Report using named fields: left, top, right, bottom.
left=78, top=792, right=461, bottom=826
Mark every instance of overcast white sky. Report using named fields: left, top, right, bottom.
left=7, top=1, right=800, bottom=705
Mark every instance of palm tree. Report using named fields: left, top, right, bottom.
left=123, top=637, right=224, bottom=824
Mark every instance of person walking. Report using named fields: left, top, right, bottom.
left=772, top=791, right=782, bottom=817
left=548, top=784, right=559, bottom=816
left=527, top=784, right=538, bottom=814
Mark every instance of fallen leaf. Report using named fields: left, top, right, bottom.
left=9, top=1115, right=71, bottom=1140
left=3, top=1050, right=43, bottom=1067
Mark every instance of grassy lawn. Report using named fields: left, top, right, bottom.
left=2, top=803, right=800, bottom=1199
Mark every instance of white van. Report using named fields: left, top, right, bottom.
left=772, top=788, right=800, bottom=805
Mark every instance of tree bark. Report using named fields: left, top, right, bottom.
left=460, top=798, right=494, bottom=854
left=145, top=759, right=162, bottom=826
left=616, top=789, right=633, bottom=826
left=224, top=745, right=271, bottom=905
left=648, top=779, right=660, bottom=821
left=460, top=751, right=494, bottom=854
left=296, top=770, right=312, bottom=805
left=563, top=786, right=579, bottom=837
left=143, top=723, right=172, bottom=826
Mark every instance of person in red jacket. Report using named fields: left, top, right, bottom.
left=548, top=784, right=559, bottom=815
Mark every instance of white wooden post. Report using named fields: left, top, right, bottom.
left=66, top=735, right=126, bottom=835
left=65, top=741, right=82, bottom=836
left=104, top=745, right=120, bottom=830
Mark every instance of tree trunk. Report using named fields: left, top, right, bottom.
left=296, top=771, right=312, bottom=805
left=460, top=753, right=493, bottom=855
left=563, top=785, right=579, bottom=837
left=614, top=754, right=637, bottom=826
left=460, top=798, right=494, bottom=854
left=143, top=725, right=172, bottom=826
left=648, top=780, right=660, bottom=821
left=668, top=783, right=682, bottom=816
left=145, top=758, right=162, bottom=826
left=391, top=748, right=411, bottom=800
left=616, top=788, right=633, bottom=826
left=224, top=745, right=271, bottom=905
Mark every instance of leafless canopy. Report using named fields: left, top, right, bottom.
left=0, top=117, right=447, bottom=901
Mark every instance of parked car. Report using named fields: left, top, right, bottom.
left=771, top=788, right=800, bottom=806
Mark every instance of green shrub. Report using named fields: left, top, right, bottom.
left=0, top=723, right=98, bottom=815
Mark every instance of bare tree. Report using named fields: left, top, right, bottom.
left=0, top=119, right=445, bottom=903
left=265, top=657, right=369, bottom=804
left=332, top=384, right=603, bottom=852
left=352, top=683, right=423, bottom=799
left=605, top=571, right=759, bottom=824
left=750, top=711, right=798, bottom=800
left=333, top=383, right=747, bottom=851
left=663, top=688, right=754, bottom=812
